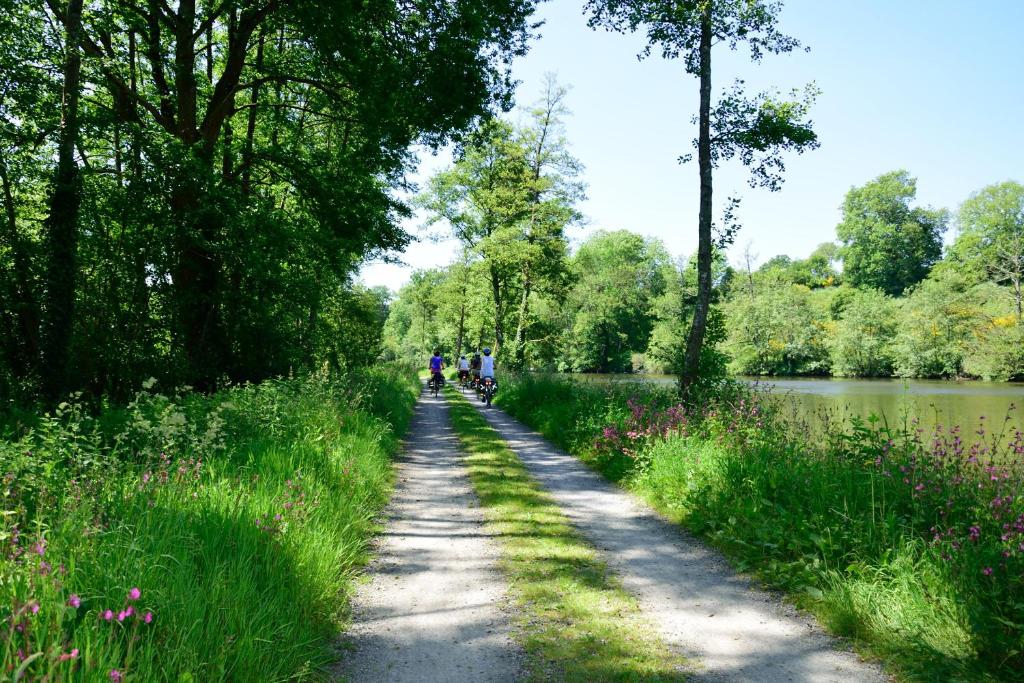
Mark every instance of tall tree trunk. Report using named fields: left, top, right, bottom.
left=455, top=301, right=466, bottom=358
left=680, top=7, right=713, bottom=396
left=242, top=30, right=265, bottom=195
left=512, top=269, right=531, bottom=369
left=489, top=263, right=505, bottom=353
left=41, top=0, right=85, bottom=401
left=170, top=0, right=225, bottom=390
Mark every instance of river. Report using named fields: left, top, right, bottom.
left=574, top=374, right=1024, bottom=438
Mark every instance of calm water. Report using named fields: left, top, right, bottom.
left=574, top=374, right=1024, bottom=437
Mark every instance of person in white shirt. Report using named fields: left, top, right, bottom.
left=480, top=347, right=495, bottom=379
left=457, top=355, right=470, bottom=384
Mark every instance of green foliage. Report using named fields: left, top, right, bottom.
left=416, top=79, right=584, bottom=368
left=565, top=231, right=670, bottom=372
left=0, top=0, right=541, bottom=398
left=497, top=374, right=1024, bottom=681
left=837, top=171, right=948, bottom=297
left=0, top=367, right=419, bottom=680
left=722, top=282, right=831, bottom=375
left=829, top=288, right=898, bottom=377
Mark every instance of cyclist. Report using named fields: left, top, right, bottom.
left=480, top=347, right=495, bottom=381
left=428, top=350, right=445, bottom=391
left=469, top=351, right=482, bottom=389
left=457, top=355, right=470, bottom=385
left=479, top=347, right=496, bottom=404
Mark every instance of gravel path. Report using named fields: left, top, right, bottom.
left=472, top=401, right=889, bottom=683
left=337, top=390, right=521, bottom=683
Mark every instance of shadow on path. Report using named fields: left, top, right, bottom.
left=473, top=402, right=890, bottom=683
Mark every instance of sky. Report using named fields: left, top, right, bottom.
left=359, top=0, right=1024, bottom=291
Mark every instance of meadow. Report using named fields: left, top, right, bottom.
left=496, top=374, right=1024, bottom=681
left=1, top=367, right=419, bottom=681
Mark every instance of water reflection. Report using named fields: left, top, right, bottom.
left=572, top=374, right=1024, bottom=436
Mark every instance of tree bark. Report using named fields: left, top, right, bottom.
left=512, top=270, right=531, bottom=369
left=490, top=263, right=505, bottom=353
left=41, top=0, right=85, bottom=401
left=680, top=6, right=713, bottom=396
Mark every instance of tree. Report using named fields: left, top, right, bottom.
left=836, top=170, right=947, bottom=297
left=40, top=0, right=85, bottom=401
left=419, top=81, right=582, bottom=366
left=584, top=0, right=819, bottom=395
left=722, top=282, right=829, bottom=375
left=37, top=0, right=540, bottom=390
left=950, top=181, right=1024, bottom=320
left=565, top=231, right=669, bottom=372
left=829, top=288, right=897, bottom=377
left=892, top=270, right=986, bottom=378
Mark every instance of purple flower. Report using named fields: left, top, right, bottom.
left=110, top=670, right=122, bottom=682
left=128, top=587, right=141, bottom=601
left=102, top=609, right=114, bottom=621
left=68, top=594, right=81, bottom=608
left=143, top=611, right=154, bottom=624
left=982, top=567, right=993, bottom=576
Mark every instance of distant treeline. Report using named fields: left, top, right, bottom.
left=386, top=171, right=1024, bottom=381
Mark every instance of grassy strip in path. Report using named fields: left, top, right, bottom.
left=445, top=388, right=688, bottom=682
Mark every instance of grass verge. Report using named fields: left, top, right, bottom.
left=496, top=374, right=1021, bottom=682
left=445, top=387, right=687, bottom=682
left=2, top=366, right=420, bottom=681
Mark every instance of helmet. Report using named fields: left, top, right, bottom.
left=433, top=350, right=440, bottom=356
left=460, top=355, right=466, bottom=359
left=483, top=347, right=491, bottom=355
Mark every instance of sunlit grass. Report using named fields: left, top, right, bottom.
left=1, top=367, right=420, bottom=680
left=496, top=373, right=1018, bottom=682
left=446, top=388, right=687, bottom=682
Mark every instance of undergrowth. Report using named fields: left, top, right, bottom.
left=497, top=373, right=1023, bottom=682
left=1, top=366, right=419, bottom=681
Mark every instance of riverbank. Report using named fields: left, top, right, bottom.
left=496, top=374, right=1023, bottom=682
left=1, top=367, right=419, bottom=680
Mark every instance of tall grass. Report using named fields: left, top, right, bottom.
left=497, top=374, right=1023, bottom=682
left=1, top=366, right=419, bottom=681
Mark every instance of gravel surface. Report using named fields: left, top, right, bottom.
left=337, top=390, right=521, bottom=683
left=473, top=402, right=890, bottom=683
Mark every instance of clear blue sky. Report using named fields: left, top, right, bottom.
left=360, top=0, right=1024, bottom=290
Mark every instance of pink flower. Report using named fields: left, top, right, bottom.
left=30, top=602, right=39, bottom=614
left=982, top=567, right=993, bottom=576
left=124, top=606, right=135, bottom=617
left=58, top=648, right=79, bottom=662
left=143, top=611, right=154, bottom=624
left=117, top=610, right=127, bottom=622
left=110, top=670, right=122, bottom=682
left=68, top=594, right=81, bottom=608
left=102, top=609, right=114, bottom=621
left=128, top=587, right=141, bottom=601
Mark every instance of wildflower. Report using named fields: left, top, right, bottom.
left=982, top=567, right=993, bottom=576
left=143, top=611, right=153, bottom=624
left=117, top=610, right=127, bottom=622
left=33, top=539, right=46, bottom=556
left=103, top=609, right=114, bottom=621
left=30, top=602, right=39, bottom=614
left=68, top=594, right=81, bottom=608
left=58, top=648, right=79, bottom=662
left=128, top=587, right=141, bottom=601
left=124, top=606, right=135, bottom=618
left=110, top=670, right=122, bottom=682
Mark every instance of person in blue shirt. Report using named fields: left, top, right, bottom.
left=428, top=350, right=445, bottom=390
